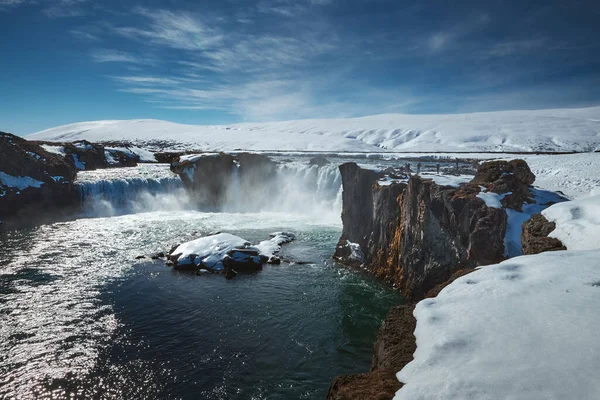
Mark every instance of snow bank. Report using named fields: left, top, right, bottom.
left=105, top=146, right=157, bottom=163
left=255, top=232, right=296, bottom=255
left=41, top=144, right=66, bottom=156
left=0, top=171, right=44, bottom=191
left=499, top=152, right=600, bottom=199
left=27, top=106, right=600, bottom=153
left=178, top=153, right=220, bottom=163
left=378, top=173, right=471, bottom=187
left=542, top=194, right=600, bottom=251
left=395, top=249, right=600, bottom=400
left=476, top=190, right=508, bottom=208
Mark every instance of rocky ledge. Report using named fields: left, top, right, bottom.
left=333, top=160, right=533, bottom=299
left=0, top=132, right=78, bottom=225
left=1, top=133, right=156, bottom=228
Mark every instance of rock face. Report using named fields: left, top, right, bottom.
left=0, top=132, right=78, bottom=223
left=326, top=305, right=416, bottom=400
left=521, top=214, right=567, bottom=255
left=170, top=153, right=277, bottom=210
left=334, top=162, right=512, bottom=300
left=471, top=159, right=535, bottom=211
left=33, top=140, right=139, bottom=170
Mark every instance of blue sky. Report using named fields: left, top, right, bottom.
left=1, top=0, right=600, bottom=134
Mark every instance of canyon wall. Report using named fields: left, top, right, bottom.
left=333, top=161, right=528, bottom=299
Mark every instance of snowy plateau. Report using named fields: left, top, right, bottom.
left=27, top=106, right=600, bottom=153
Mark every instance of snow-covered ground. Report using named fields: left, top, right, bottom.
left=543, top=194, right=600, bottom=251
left=27, top=106, right=600, bottom=153
left=394, top=187, right=600, bottom=400
left=510, top=153, right=600, bottom=199
left=395, top=249, right=600, bottom=400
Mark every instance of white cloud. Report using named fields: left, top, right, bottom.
left=91, top=49, right=153, bottom=64
left=428, top=32, right=451, bottom=51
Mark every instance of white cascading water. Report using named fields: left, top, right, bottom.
left=75, top=164, right=192, bottom=216
left=75, top=162, right=343, bottom=222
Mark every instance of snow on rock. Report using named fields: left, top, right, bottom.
left=171, top=233, right=250, bottom=269
left=71, top=154, right=86, bottom=170
left=475, top=189, right=513, bottom=209
left=255, top=232, right=296, bottom=256
left=395, top=249, right=600, bottom=400
left=178, top=153, right=220, bottom=163
left=171, top=232, right=296, bottom=271
left=0, top=171, right=44, bottom=191
left=27, top=106, right=600, bottom=153
left=40, top=144, right=66, bottom=156
left=105, top=146, right=156, bottom=163
left=542, top=194, right=600, bottom=251
left=378, top=173, right=471, bottom=188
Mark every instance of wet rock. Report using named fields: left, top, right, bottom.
left=135, top=255, right=146, bottom=260
left=308, top=155, right=330, bottom=167
left=168, top=244, right=180, bottom=256
left=170, top=152, right=277, bottom=210
left=223, top=251, right=263, bottom=272
left=166, top=260, right=175, bottom=267
left=267, top=256, right=281, bottom=265
left=225, top=269, right=238, bottom=280
left=151, top=251, right=165, bottom=260
left=521, top=214, right=567, bottom=255
left=326, top=369, right=401, bottom=400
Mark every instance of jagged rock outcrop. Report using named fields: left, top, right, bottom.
left=334, top=161, right=511, bottom=300
left=0, top=132, right=78, bottom=224
left=170, top=153, right=277, bottom=210
left=471, top=159, right=535, bottom=211
left=521, top=214, right=567, bottom=254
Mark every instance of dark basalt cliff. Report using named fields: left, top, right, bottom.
left=334, top=161, right=519, bottom=300
left=170, top=152, right=277, bottom=210
left=0, top=132, right=78, bottom=224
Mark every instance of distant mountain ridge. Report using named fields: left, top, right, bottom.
left=27, top=107, right=600, bottom=153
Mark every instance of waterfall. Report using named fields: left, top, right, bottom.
left=73, top=162, right=343, bottom=221
left=75, top=165, right=191, bottom=216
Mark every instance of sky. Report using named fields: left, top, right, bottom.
left=1, top=0, right=600, bottom=135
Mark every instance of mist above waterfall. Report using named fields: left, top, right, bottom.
left=220, top=163, right=342, bottom=223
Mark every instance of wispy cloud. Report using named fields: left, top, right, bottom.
left=91, top=49, right=153, bottom=64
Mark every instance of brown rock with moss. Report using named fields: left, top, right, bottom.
left=521, top=213, right=566, bottom=255
left=471, top=159, right=535, bottom=211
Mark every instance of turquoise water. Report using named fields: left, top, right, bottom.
left=0, top=210, right=403, bottom=399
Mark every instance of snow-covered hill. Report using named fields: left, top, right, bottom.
left=27, top=107, right=600, bottom=153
